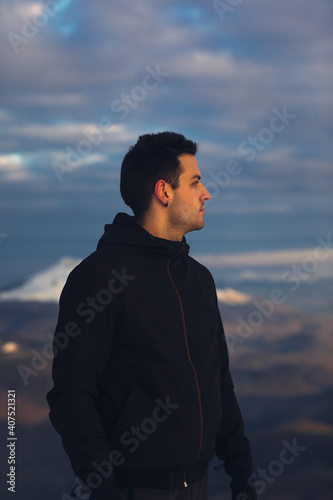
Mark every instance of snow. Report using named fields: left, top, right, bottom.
left=0, top=257, right=81, bottom=302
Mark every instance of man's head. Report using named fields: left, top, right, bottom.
left=120, top=131, right=210, bottom=240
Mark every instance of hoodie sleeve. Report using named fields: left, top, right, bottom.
left=215, top=303, right=256, bottom=499
left=46, top=262, right=120, bottom=494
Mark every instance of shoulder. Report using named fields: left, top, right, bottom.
left=65, top=252, right=101, bottom=282
left=60, top=247, right=118, bottom=300
left=187, top=255, right=216, bottom=286
left=68, top=244, right=125, bottom=278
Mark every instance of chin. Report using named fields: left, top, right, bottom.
left=187, top=221, right=205, bottom=234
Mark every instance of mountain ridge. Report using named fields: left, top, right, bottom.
left=0, top=257, right=253, bottom=305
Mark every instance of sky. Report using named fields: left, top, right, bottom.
left=0, top=0, right=332, bottom=310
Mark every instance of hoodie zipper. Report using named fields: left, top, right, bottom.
left=167, top=257, right=203, bottom=488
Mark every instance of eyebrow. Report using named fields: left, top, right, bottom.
left=190, top=174, right=201, bottom=181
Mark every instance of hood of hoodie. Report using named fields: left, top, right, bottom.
left=97, top=212, right=190, bottom=257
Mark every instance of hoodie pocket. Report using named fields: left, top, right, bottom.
left=109, top=377, right=194, bottom=471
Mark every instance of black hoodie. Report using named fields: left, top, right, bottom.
left=46, top=212, right=254, bottom=497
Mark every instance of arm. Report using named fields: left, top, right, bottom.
left=46, top=263, right=126, bottom=499
left=215, top=311, right=257, bottom=500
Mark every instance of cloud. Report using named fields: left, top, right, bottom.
left=8, top=92, right=85, bottom=107
left=195, top=247, right=333, bottom=268
left=1, top=341, right=20, bottom=354
left=11, top=122, right=129, bottom=144
left=0, top=154, right=31, bottom=181
left=216, top=288, right=252, bottom=305
left=0, top=0, right=331, bottom=293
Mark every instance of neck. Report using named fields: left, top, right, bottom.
left=137, top=212, right=184, bottom=242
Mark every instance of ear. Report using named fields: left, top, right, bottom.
left=154, top=179, right=170, bottom=206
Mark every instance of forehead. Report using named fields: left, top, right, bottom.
left=178, top=154, right=201, bottom=178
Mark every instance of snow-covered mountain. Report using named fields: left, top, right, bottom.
left=0, top=258, right=252, bottom=304
left=0, top=257, right=81, bottom=302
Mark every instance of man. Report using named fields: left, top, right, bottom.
left=47, top=131, right=257, bottom=500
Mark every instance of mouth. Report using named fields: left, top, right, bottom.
left=199, top=206, right=205, bottom=214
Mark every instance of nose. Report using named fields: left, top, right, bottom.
left=201, top=184, right=211, bottom=201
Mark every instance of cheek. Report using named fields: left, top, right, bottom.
left=173, top=190, right=198, bottom=209
left=184, top=194, right=197, bottom=208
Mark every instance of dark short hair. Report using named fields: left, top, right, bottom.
left=120, top=131, right=198, bottom=218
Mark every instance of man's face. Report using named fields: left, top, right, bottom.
left=167, top=154, right=210, bottom=236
